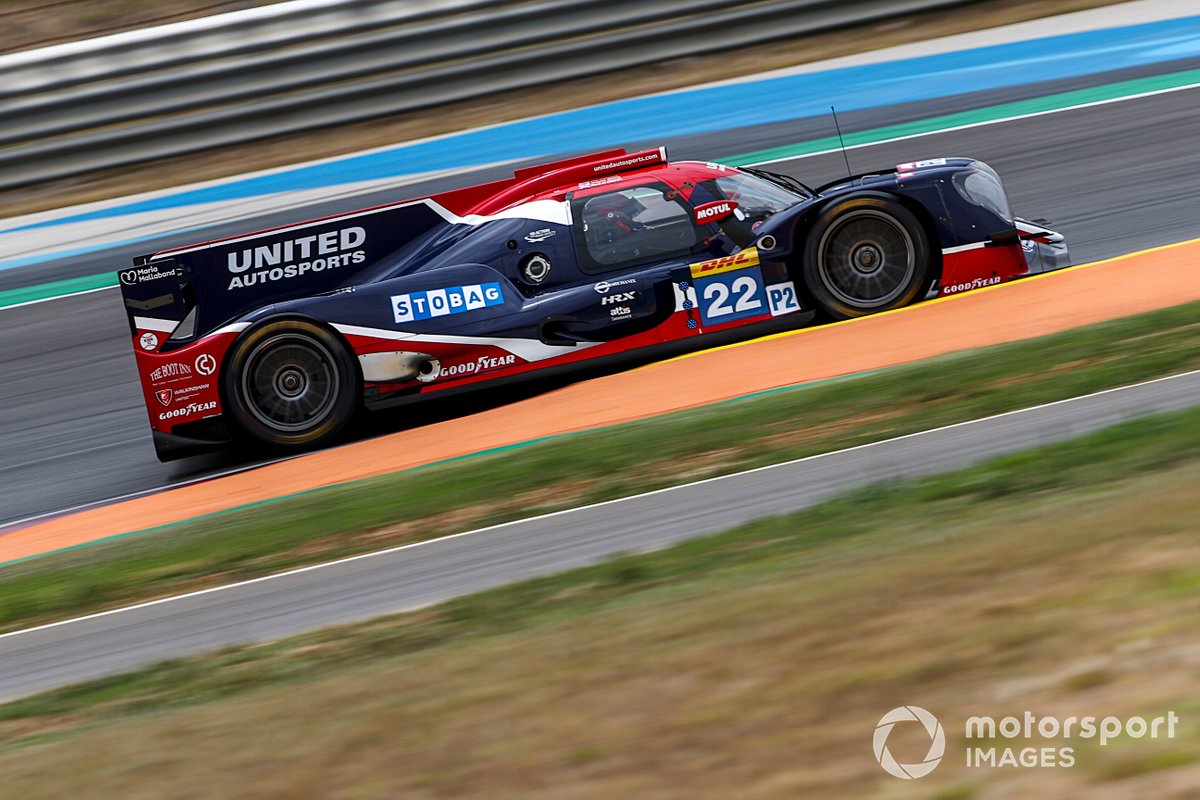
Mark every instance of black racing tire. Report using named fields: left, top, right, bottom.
left=223, top=319, right=359, bottom=449
left=802, top=195, right=932, bottom=320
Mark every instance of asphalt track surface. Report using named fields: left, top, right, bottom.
left=2, top=83, right=1198, bottom=528
left=1, top=371, right=1196, bottom=701
left=3, top=55, right=1198, bottom=292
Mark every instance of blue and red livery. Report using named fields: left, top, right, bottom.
left=118, top=147, right=1068, bottom=460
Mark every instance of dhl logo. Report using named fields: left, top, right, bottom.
left=689, top=247, right=760, bottom=278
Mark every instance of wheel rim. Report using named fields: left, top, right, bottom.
left=816, top=209, right=916, bottom=309
left=240, top=334, right=340, bottom=433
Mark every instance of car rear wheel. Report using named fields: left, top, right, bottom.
left=802, top=196, right=931, bottom=319
left=225, top=320, right=358, bottom=449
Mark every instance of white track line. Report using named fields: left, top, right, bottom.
left=0, top=455, right=299, bottom=534
left=743, top=80, right=1200, bottom=167
left=4, top=79, right=1197, bottom=314
left=0, top=285, right=116, bottom=312
left=2, top=368, right=1195, bottom=643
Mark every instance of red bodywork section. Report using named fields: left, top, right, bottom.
left=938, top=243, right=1029, bottom=297
left=132, top=328, right=237, bottom=434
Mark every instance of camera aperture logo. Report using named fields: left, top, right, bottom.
left=874, top=706, right=945, bottom=779
left=875, top=706, right=1180, bottom=778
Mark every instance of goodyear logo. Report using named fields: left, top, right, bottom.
left=391, top=283, right=504, bottom=324
left=689, top=247, right=760, bottom=278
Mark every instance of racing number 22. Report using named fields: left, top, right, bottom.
left=697, top=267, right=768, bottom=325
left=703, top=276, right=761, bottom=318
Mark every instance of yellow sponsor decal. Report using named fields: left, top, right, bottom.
left=689, top=247, right=760, bottom=278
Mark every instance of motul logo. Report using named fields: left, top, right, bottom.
left=694, top=201, right=737, bottom=225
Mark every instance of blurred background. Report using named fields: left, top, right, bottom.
left=0, top=0, right=277, bottom=52
left=0, top=0, right=1134, bottom=216
left=0, top=1, right=1197, bottom=797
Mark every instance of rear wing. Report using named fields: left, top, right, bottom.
left=118, top=258, right=192, bottom=342
left=120, top=200, right=448, bottom=346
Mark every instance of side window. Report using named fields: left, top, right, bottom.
left=576, top=183, right=697, bottom=271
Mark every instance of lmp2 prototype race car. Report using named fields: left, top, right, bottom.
left=119, top=146, right=1068, bottom=460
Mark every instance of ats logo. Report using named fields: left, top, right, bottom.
left=156, top=389, right=173, bottom=407
left=689, top=247, right=760, bottom=278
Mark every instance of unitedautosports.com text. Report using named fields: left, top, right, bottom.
left=964, top=711, right=1180, bottom=768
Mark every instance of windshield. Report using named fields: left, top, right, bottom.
left=694, top=171, right=806, bottom=232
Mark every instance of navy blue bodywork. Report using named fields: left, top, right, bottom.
left=124, top=152, right=1066, bottom=460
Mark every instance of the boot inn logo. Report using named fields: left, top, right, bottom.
left=226, top=226, right=367, bottom=290
left=874, top=706, right=1179, bottom=778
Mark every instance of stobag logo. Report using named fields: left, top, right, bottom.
left=874, top=706, right=945, bottom=780
left=225, top=226, right=367, bottom=290
left=391, top=282, right=504, bottom=324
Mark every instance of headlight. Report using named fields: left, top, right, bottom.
left=953, top=169, right=1012, bottom=220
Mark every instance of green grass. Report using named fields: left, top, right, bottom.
left=0, top=302, right=1197, bottom=636
left=0, top=407, right=1196, bottom=798
left=7, top=408, right=1200, bottom=721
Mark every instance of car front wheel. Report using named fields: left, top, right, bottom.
left=802, top=196, right=932, bottom=319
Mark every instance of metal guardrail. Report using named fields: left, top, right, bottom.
left=0, top=0, right=970, bottom=192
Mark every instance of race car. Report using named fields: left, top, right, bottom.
left=118, top=146, right=1068, bottom=460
